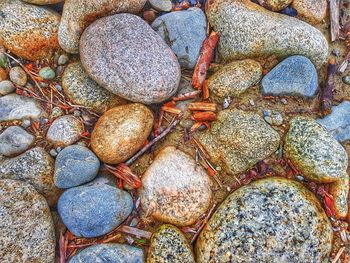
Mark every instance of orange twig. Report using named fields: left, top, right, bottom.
left=188, top=102, right=217, bottom=112
left=105, top=163, right=142, bottom=189
left=202, top=80, right=210, bottom=100
left=192, top=111, right=217, bottom=122
left=173, top=90, right=201, bottom=101
left=161, top=106, right=182, bottom=115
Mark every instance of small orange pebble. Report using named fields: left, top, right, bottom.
left=143, top=10, right=156, bottom=23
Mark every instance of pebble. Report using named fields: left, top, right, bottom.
left=69, top=244, right=144, bottom=263
left=62, top=62, right=126, bottom=113
left=21, top=0, right=63, bottom=4
left=58, top=54, right=69, bottom=65
left=263, top=109, right=283, bottom=126
left=58, top=183, right=133, bottom=238
left=0, top=126, right=35, bottom=156
left=46, top=115, right=84, bottom=147
left=0, top=80, right=15, bottom=95
left=49, top=148, right=58, bottom=157
left=152, top=7, right=207, bottom=69
left=284, top=117, right=349, bottom=218
left=195, top=177, right=333, bottom=262
left=0, top=67, right=6, bottom=81
left=0, top=147, right=61, bottom=206
left=262, top=0, right=292, bottom=11
left=280, top=98, right=288, bottom=105
left=39, top=66, right=55, bottom=80
left=59, top=0, right=147, bottom=53
left=208, top=59, right=262, bottom=102
left=0, top=0, right=60, bottom=61
left=149, top=0, right=172, bottom=11
left=342, top=75, right=350, bottom=85
left=139, top=146, right=212, bottom=226
left=0, top=179, right=56, bottom=263
left=80, top=14, right=181, bottom=104
left=9, top=66, right=27, bottom=86
left=50, top=106, right=64, bottom=119
left=0, top=94, right=45, bottom=122
left=198, top=109, right=280, bottom=175
left=91, top=103, right=154, bottom=164
left=206, top=0, right=328, bottom=68
left=148, top=224, right=195, bottom=263
left=317, top=101, right=350, bottom=142
left=143, top=10, right=157, bottom=23
left=292, top=0, right=327, bottom=25
left=261, top=55, right=318, bottom=98
left=54, top=145, right=100, bottom=189
left=21, top=119, right=31, bottom=128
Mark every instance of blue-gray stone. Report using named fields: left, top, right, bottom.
left=54, top=145, right=100, bottom=188
left=317, top=101, right=350, bottom=142
left=261, top=55, right=318, bottom=98
left=152, top=7, right=207, bottom=69
left=69, top=244, right=144, bottom=263
left=57, top=183, right=133, bottom=238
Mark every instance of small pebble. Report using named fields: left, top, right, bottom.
left=39, top=67, right=56, bottom=80
left=49, top=149, right=58, bottom=157
left=55, top=84, right=62, bottom=92
left=50, top=107, right=64, bottom=119
left=263, top=109, right=283, bottom=126
left=281, top=98, right=288, bottom=105
left=58, top=54, right=69, bottom=65
left=56, top=146, right=63, bottom=153
left=149, top=0, right=172, bottom=12
left=342, top=76, right=350, bottom=85
left=73, top=110, right=81, bottom=117
left=56, top=66, right=63, bottom=76
left=249, top=99, right=255, bottom=106
left=332, top=49, right=341, bottom=57
left=21, top=119, right=31, bottom=128
left=143, top=10, right=157, bottom=23
left=223, top=97, right=232, bottom=109
left=0, top=80, right=15, bottom=95
left=39, top=82, right=49, bottom=88
left=9, top=66, right=27, bottom=86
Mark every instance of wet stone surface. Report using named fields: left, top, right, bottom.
left=0, top=126, right=35, bottom=156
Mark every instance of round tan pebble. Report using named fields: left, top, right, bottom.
left=143, top=10, right=157, bottom=23
left=9, top=66, right=27, bottom=86
left=292, top=0, right=327, bottom=25
left=264, top=0, right=292, bottom=11
left=91, top=103, right=154, bottom=164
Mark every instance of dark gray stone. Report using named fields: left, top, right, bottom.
left=54, top=145, right=100, bottom=189
left=0, top=126, right=35, bottom=156
left=152, top=7, right=206, bottom=69
left=261, top=55, right=318, bottom=98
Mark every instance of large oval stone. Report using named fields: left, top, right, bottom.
left=57, top=183, right=133, bottom=238
left=0, top=0, right=60, bottom=61
left=206, top=0, right=328, bottom=68
left=80, top=14, right=181, bottom=104
left=139, top=146, right=212, bottom=226
left=0, top=179, right=55, bottom=263
left=195, top=177, right=333, bottom=263
left=59, top=0, right=146, bottom=54
left=91, top=103, right=154, bottom=164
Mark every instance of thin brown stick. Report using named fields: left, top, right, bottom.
left=330, top=0, right=340, bottom=42
left=188, top=102, right=217, bottom=112
left=191, top=203, right=217, bottom=244
left=332, top=246, right=345, bottom=263
left=173, top=90, right=201, bottom=101
left=321, top=57, right=336, bottom=116
left=118, top=226, right=152, bottom=239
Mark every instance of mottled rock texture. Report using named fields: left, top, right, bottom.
left=195, top=177, right=333, bottom=263
left=80, top=14, right=181, bottom=104
left=22, top=0, right=63, bottom=4
left=0, top=0, right=60, bottom=61
left=0, top=126, right=34, bottom=156
left=262, top=0, right=292, bottom=11
left=292, top=0, right=327, bottom=25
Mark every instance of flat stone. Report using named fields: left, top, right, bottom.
left=59, top=0, right=147, bottom=54
left=9, top=66, right=27, bottom=86
left=195, top=177, right=333, bottom=263
left=152, top=7, right=206, bottom=69
left=198, top=109, right=280, bottom=176
left=0, top=126, right=35, bottom=156
left=0, top=0, right=60, bottom=61
left=292, top=0, right=327, bottom=25
left=22, top=0, right=63, bottom=4
left=262, top=0, right=292, bottom=11
left=0, top=80, right=15, bottom=95
left=284, top=117, right=349, bottom=218
left=0, top=179, right=55, bottom=263
left=80, top=14, right=181, bottom=104
left=69, top=244, right=144, bottom=263
left=62, top=62, right=126, bottom=113
left=139, top=146, right=212, bottom=226
left=0, top=94, right=45, bottom=122
left=317, top=101, right=350, bottom=142
left=58, top=183, right=133, bottom=238
left=149, top=0, right=172, bottom=11
left=261, top=55, right=318, bottom=98
left=206, top=0, right=328, bottom=68
left=0, top=147, right=61, bottom=206
left=46, top=115, right=84, bottom=147
left=54, top=145, right=100, bottom=189
left=91, top=103, right=154, bottom=164
left=147, top=224, right=195, bottom=263
left=208, top=59, right=262, bottom=102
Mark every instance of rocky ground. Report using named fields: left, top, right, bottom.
left=1, top=0, right=350, bottom=262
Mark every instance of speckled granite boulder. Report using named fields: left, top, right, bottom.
left=80, top=14, right=181, bottom=104
left=195, top=177, right=333, bottom=263
left=62, top=62, right=126, bottom=113
left=0, top=126, right=34, bottom=156
left=261, top=0, right=292, bottom=11
left=261, top=55, right=318, bottom=98
left=139, top=146, right=212, bottom=226
left=0, top=94, right=45, bottom=122
left=69, top=244, right=144, bottom=263
left=152, top=7, right=206, bottom=69
left=0, top=0, right=60, bottom=61
left=22, top=0, right=63, bottom=4
left=0, top=180, right=55, bottom=263
left=54, top=145, right=100, bottom=189
left=317, top=101, right=350, bottom=142
left=0, top=147, right=61, bottom=206
left=91, top=103, right=154, bottom=164
left=58, top=183, right=133, bottom=238
left=198, top=109, right=280, bottom=175
left=46, top=115, right=84, bottom=147
left=147, top=224, right=195, bottom=263
left=208, top=59, right=262, bottom=102
left=59, top=0, right=146, bottom=54
left=206, top=0, right=328, bottom=68
left=292, top=0, right=327, bottom=25
left=285, top=117, right=349, bottom=218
